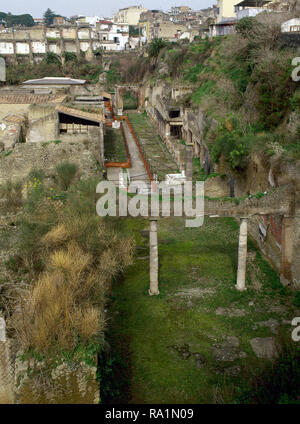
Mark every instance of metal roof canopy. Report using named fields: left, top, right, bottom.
left=22, top=77, right=86, bottom=86
left=235, top=0, right=270, bottom=7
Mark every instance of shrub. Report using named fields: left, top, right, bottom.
left=211, top=118, right=260, bottom=170
left=11, top=175, right=135, bottom=361
left=63, top=52, right=77, bottom=62
left=43, top=52, right=61, bottom=65
left=0, top=179, right=23, bottom=211
left=293, top=292, right=300, bottom=308
left=238, top=333, right=300, bottom=404
left=55, top=161, right=79, bottom=191
left=236, top=17, right=262, bottom=40
left=28, top=168, right=46, bottom=182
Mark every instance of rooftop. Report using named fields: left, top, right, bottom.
left=22, top=77, right=86, bottom=86
left=0, top=93, right=67, bottom=104
left=235, top=0, right=270, bottom=7
left=56, top=105, right=105, bottom=123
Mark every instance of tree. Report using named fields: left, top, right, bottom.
left=43, top=8, right=56, bottom=26
left=0, top=11, right=34, bottom=27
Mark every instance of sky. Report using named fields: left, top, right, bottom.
left=0, top=1, right=216, bottom=19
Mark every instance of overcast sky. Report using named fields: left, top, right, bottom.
left=1, top=1, right=215, bottom=18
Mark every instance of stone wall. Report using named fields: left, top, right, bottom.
left=0, top=135, right=102, bottom=186
left=26, top=105, right=59, bottom=143
left=14, top=355, right=99, bottom=404
left=0, top=26, right=101, bottom=63
left=146, top=79, right=300, bottom=287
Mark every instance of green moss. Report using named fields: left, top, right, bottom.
left=102, top=216, right=295, bottom=404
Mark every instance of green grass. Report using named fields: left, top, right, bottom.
left=104, top=127, right=128, bottom=163
left=101, top=217, right=298, bottom=404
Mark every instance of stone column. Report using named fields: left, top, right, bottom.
left=185, top=142, right=193, bottom=181
left=165, top=122, right=170, bottom=138
left=280, top=216, right=294, bottom=286
left=0, top=318, right=14, bottom=404
left=149, top=218, right=159, bottom=295
left=235, top=218, right=248, bottom=291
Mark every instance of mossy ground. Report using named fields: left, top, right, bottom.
left=102, top=216, right=298, bottom=404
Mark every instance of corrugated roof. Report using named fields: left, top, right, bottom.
left=56, top=105, right=105, bottom=123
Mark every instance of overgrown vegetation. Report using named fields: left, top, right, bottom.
left=101, top=217, right=299, bottom=403
left=5, top=167, right=134, bottom=367
left=0, top=179, right=23, bottom=211
left=6, top=55, right=103, bottom=85
left=238, top=333, right=300, bottom=404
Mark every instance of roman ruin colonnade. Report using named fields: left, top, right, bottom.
left=146, top=188, right=294, bottom=295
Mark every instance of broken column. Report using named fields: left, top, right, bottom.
left=235, top=218, right=248, bottom=291
left=149, top=218, right=159, bottom=295
left=185, top=142, right=193, bottom=181
left=280, top=216, right=294, bottom=286
left=115, top=86, right=123, bottom=116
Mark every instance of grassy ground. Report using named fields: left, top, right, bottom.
left=104, top=127, right=128, bottom=163
left=127, top=112, right=179, bottom=180
left=102, top=216, right=299, bottom=404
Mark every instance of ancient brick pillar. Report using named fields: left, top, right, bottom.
left=149, top=218, right=159, bottom=295
left=235, top=218, right=248, bottom=291
left=280, top=216, right=294, bottom=286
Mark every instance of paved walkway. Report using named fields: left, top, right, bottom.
left=107, top=120, right=150, bottom=187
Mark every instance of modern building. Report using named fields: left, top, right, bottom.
left=209, top=18, right=237, bottom=37
left=138, top=10, right=169, bottom=43
left=96, top=21, right=129, bottom=51
left=53, top=16, right=66, bottom=26
left=114, top=5, right=148, bottom=25
left=75, top=16, right=102, bottom=27
left=215, top=0, right=237, bottom=22
left=33, top=18, right=45, bottom=25
left=234, top=0, right=271, bottom=20
left=152, top=21, right=191, bottom=41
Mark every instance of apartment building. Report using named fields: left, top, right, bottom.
left=114, top=5, right=148, bottom=25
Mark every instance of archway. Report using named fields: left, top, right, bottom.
left=115, top=85, right=144, bottom=115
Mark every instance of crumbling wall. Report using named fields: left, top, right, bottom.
left=146, top=79, right=300, bottom=287
left=0, top=137, right=102, bottom=185
left=14, top=355, right=99, bottom=404
left=0, top=26, right=103, bottom=63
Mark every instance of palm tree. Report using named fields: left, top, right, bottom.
left=147, top=38, right=168, bottom=64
